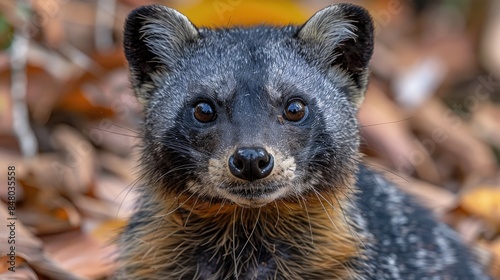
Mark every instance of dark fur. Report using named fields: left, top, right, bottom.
left=116, top=3, right=491, bottom=279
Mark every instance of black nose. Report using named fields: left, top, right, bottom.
left=228, top=147, right=274, bottom=181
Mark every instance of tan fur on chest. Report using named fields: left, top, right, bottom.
left=118, top=190, right=366, bottom=279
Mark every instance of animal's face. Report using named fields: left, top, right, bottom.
left=124, top=4, right=374, bottom=207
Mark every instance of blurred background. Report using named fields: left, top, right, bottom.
left=0, top=0, right=499, bottom=279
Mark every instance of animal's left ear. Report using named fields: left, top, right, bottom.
left=297, top=4, right=374, bottom=106
left=123, top=5, right=199, bottom=103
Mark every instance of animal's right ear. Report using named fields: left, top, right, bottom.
left=123, top=5, right=199, bottom=102
left=297, top=4, right=374, bottom=107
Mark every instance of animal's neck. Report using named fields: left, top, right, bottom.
left=156, top=192, right=365, bottom=279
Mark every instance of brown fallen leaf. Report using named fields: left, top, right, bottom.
left=91, top=219, right=127, bottom=244
left=0, top=151, right=25, bottom=202
left=0, top=77, right=13, bottom=136
left=0, top=255, right=26, bottom=273
left=0, top=152, right=81, bottom=235
left=18, top=153, right=84, bottom=204
left=32, top=0, right=65, bottom=48
left=52, top=49, right=132, bottom=121
left=71, top=193, right=122, bottom=221
left=97, top=151, right=138, bottom=183
left=412, top=98, right=497, bottom=182
left=481, top=0, right=500, bottom=76
left=16, top=177, right=81, bottom=235
left=92, top=174, right=137, bottom=219
left=0, top=263, right=37, bottom=280
left=41, top=230, right=115, bottom=279
left=359, top=81, right=441, bottom=183
left=455, top=217, right=489, bottom=243
left=51, top=125, right=96, bottom=195
left=460, top=185, right=500, bottom=229
left=0, top=202, right=86, bottom=280
left=81, top=119, right=140, bottom=157
left=471, top=103, right=500, bottom=149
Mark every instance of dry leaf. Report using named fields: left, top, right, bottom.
left=0, top=264, right=37, bottom=280
left=472, top=103, right=500, bottom=149
left=42, top=231, right=115, bottom=279
left=16, top=177, right=81, bottom=235
left=91, top=219, right=127, bottom=244
left=0, top=256, right=26, bottom=273
left=0, top=78, right=13, bottom=136
left=413, top=98, right=497, bottom=181
left=359, top=81, right=441, bottom=183
left=460, top=185, right=500, bottom=228
left=98, top=151, right=138, bottom=183
left=0, top=202, right=85, bottom=280
left=92, top=174, right=137, bottom=219
left=51, top=125, right=96, bottom=195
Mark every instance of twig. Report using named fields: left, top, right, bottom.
left=95, top=0, right=117, bottom=51
left=10, top=32, right=38, bottom=157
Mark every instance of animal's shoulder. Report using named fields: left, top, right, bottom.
left=354, top=164, right=491, bottom=279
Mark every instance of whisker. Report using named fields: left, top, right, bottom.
left=313, top=189, right=340, bottom=232
left=214, top=199, right=226, bottom=217
left=237, top=208, right=260, bottom=260
left=301, top=196, right=314, bottom=245
left=153, top=187, right=193, bottom=221
left=232, top=208, right=238, bottom=278
left=82, top=124, right=141, bottom=138
left=184, top=194, right=200, bottom=227
left=362, top=162, right=410, bottom=183
left=109, top=122, right=140, bottom=134
left=114, top=172, right=147, bottom=220
left=360, top=117, right=412, bottom=128
left=274, top=200, right=280, bottom=228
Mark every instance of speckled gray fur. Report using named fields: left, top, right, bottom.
left=354, top=166, right=491, bottom=279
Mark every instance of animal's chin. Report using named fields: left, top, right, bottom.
left=215, top=182, right=289, bottom=208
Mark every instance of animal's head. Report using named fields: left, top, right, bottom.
left=124, top=3, right=374, bottom=208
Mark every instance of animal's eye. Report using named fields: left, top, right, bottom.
left=194, top=102, right=216, bottom=123
left=283, top=99, right=307, bottom=122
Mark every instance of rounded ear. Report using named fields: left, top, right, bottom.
left=123, top=5, right=199, bottom=102
left=297, top=4, right=374, bottom=106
